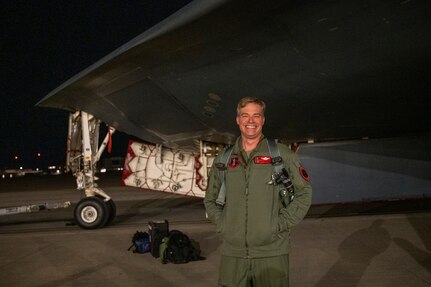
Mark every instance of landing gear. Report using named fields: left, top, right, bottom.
left=67, top=111, right=117, bottom=229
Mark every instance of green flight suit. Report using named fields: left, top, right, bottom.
left=204, top=137, right=312, bottom=286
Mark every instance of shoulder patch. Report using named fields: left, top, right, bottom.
left=299, top=166, right=310, bottom=181
left=228, top=157, right=240, bottom=168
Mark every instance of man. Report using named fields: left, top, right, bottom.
left=204, top=97, right=312, bottom=287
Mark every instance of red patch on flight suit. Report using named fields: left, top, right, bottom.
left=228, top=157, right=240, bottom=168
left=299, top=166, right=310, bottom=181
left=253, top=156, right=272, bottom=164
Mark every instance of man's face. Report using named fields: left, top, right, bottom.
left=236, top=103, right=265, bottom=140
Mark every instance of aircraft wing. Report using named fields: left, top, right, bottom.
left=37, top=0, right=431, bottom=150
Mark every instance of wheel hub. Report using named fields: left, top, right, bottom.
left=81, top=206, right=98, bottom=223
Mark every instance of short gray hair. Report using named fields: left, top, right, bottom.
left=236, top=97, right=266, bottom=115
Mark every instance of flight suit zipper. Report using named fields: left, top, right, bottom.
left=245, top=183, right=249, bottom=258
left=242, top=151, right=250, bottom=258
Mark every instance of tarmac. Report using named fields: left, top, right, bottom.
left=0, top=172, right=430, bottom=287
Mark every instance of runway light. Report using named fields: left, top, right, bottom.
left=37, top=152, right=42, bottom=157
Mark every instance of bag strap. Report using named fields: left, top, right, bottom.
left=267, top=139, right=294, bottom=207
left=215, top=139, right=281, bottom=208
left=215, top=139, right=292, bottom=208
left=266, top=138, right=283, bottom=172
left=215, top=145, right=234, bottom=207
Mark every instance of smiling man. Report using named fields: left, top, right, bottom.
left=204, top=97, right=312, bottom=287
left=236, top=99, right=265, bottom=151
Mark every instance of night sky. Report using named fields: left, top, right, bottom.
left=1, top=1, right=193, bottom=169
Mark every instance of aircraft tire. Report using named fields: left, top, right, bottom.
left=74, top=197, right=109, bottom=229
left=94, top=195, right=116, bottom=226
left=105, top=199, right=117, bottom=226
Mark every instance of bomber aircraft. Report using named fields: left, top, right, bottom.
left=37, top=0, right=431, bottom=229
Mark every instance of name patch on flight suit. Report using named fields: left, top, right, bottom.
left=253, top=156, right=272, bottom=164
left=228, top=157, right=240, bottom=168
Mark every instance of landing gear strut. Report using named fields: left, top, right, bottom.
left=67, top=111, right=117, bottom=229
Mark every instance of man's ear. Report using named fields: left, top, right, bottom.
left=236, top=115, right=240, bottom=126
